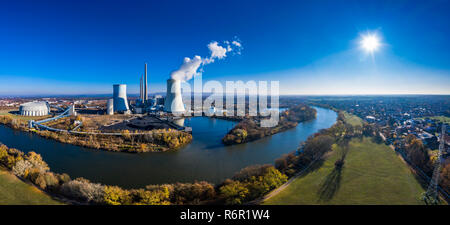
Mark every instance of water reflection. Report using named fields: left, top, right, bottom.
left=172, top=118, right=185, bottom=127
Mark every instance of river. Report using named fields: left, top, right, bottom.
left=0, top=106, right=336, bottom=188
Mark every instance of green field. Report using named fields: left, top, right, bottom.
left=342, top=111, right=363, bottom=126
left=0, top=168, right=63, bottom=205
left=264, top=138, right=425, bottom=205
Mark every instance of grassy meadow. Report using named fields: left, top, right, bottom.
left=342, top=111, right=363, bottom=126
left=264, top=137, right=425, bottom=205
left=0, top=168, right=63, bottom=205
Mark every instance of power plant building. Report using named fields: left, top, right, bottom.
left=113, top=84, right=130, bottom=114
left=19, top=101, right=50, bottom=116
left=150, top=95, right=164, bottom=106
left=164, top=79, right=185, bottom=113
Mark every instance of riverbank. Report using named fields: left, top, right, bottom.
left=0, top=107, right=337, bottom=187
left=0, top=114, right=192, bottom=153
left=222, top=104, right=317, bottom=145
left=0, top=107, right=340, bottom=205
left=0, top=107, right=334, bottom=205
left=0, top=142, right=286, bottom=205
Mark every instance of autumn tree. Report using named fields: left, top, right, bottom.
left=405, top=136, right=431, bottom=173
left=440, top=163, right=450, bottom=193
left=245, top=166, right=287, bottom=199
left=130, top=187, right=170, bottom=205
left=103, top=186, right=131, bottom=205
left=60, top=178, right=105, bottom=203
left=302, top=134, right=334, bottom=161
left=168, top=182, right=216, bottom=204
left=219, top=180, right=249, bottom=205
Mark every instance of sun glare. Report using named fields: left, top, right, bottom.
left=360, top=33, right=381, bottom=53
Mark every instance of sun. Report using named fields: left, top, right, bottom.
left=360, top=33, right=381, bottom=53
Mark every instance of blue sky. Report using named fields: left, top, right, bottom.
left=0, top=0, right=449, bottom=96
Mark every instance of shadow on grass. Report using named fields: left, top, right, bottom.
left=317, top=166, right=343, bottom=202
left=316, top=145, right=350, bottom=202
left=295, top=159, right=326, bottom=180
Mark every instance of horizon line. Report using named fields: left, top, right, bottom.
left=1, top=93, right=449, bottom=98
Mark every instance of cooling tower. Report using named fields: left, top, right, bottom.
left=113, top=84, right=130, bottom=113
left=164, top=79, right=185, bottom=113
left=106, top=99, right=114, bottom=115
left=173, top=118, right=185, bottom=127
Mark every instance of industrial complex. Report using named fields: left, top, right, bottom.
left=15, top=62, right=187, bottom=117
left=108, top=62, right=186, bottom=115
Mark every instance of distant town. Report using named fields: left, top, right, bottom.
left=308, top=96, right=449, bottom=155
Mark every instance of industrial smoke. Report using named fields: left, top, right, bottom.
left=170, top=39, right=242, bottom=82
left=165, top=39, right=242, bottom=113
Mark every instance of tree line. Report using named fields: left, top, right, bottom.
left=222, top=104, right=317, bottom=145
left=402, top=134, right=450, bottom=195
left=0, top=143, right=284, bottom=205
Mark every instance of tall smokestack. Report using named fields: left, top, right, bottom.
left=144, top=63, right=148, bottom=101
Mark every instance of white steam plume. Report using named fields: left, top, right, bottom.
left=170, top=55, right=203, bottom=82
left=203, top=41, right=228, bottom=64
left=170, top=39, right=242, bottom=81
